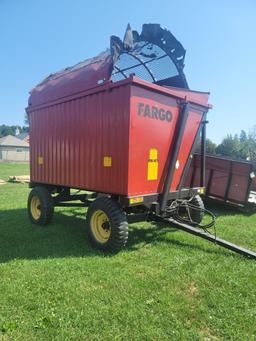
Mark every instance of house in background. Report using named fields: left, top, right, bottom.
left=0, top=135, right=29, bottom=162
left=16, top=132, right=29, bottom=144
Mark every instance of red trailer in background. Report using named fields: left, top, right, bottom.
left=26, top=24, right=256, bottom=258
left=186, top=154, right=256, bottom=209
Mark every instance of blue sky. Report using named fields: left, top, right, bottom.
left=0, top=0, right=255, bottom=143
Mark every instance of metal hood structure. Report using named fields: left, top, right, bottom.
left=28, top=23, right=189, bottom=107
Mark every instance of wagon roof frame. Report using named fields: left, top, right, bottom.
left=28, top=23, right=197, bottom=108
left=27, top=75, right=211, bottom=113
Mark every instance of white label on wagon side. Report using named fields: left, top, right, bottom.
left=248, top=191, right=256, bottom=203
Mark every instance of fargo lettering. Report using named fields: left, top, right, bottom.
left=137, top=102, right=172, bottom=123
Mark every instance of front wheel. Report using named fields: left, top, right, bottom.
left=86, top=197, right=129, bottom=252
left=28, top=186, right=54, bottom=225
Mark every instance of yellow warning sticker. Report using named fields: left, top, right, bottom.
left=38, top=156, right=44, bottom=165
left=147, top=148, right=158, bottom=180
left=103, top=156, right=112, bottom=167
left=198, top=187, right=205, bottom=194
left=129, top=196, right=144, bottom=204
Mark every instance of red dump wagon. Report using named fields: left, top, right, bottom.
left=26, top=24, right=212, bottom=252
left=26, top=24, right=256, bottom=258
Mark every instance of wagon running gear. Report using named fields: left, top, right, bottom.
left=28, top=186, right=54, bottom=225
left=86, top=197, right=129, bottom=252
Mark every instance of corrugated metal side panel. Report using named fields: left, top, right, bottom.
left=30, top=84, right=130, bottom=195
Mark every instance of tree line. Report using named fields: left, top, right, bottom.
left=205, top=127, right=256, bottom=161
left=0, top=124, right=29, bottom=138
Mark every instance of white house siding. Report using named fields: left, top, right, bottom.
left=0, top=146, right=29, bottom=161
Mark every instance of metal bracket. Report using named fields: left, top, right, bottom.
left=160, top=102, right=189, bottom=213
left=166, top=218, right=256, bottom=259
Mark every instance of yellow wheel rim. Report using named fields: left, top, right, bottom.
left=90, top=209, right=111, bottom=244
left=30, top=195, right=41, bottom=220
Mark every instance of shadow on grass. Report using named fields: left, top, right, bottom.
left=0, top=207, right=238, bottom=263
left=127, top=221, right=236, bottom=258
left=0, top=208, right=97, bottom=263
left=204, top=198, right=256, bottom=217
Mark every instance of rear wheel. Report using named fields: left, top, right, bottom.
left=28, top=186, right=54, bottom=225
left=190, top=195, right=205, bottom=223
left=191, top=195, right=204, bottom=224
left=177, top=195, right=205, bottom=224
left=86, top=197, right=129, bottom=252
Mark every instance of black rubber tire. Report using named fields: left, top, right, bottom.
left=28, top=186, right=54, bottom=225
left=86, top=197, right=129, bottom=252
left=189, top=195, right=205, bottom=224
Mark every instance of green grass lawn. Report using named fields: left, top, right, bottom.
left=0, top=162, right=255, bottom=340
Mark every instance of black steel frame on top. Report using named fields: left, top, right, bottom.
left=159, top=101, right=208, bottom=213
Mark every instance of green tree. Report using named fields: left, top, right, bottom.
left=248, top=125, right=256, bottom=141
left=247, top=126, right=256, bottom=160
left=0, top=124, right=29, bottom=138
left=216, top=127, right=256, bottom=160
left=206, top=138, right=216, bottom=155
left=216, top=134, right=240, bottom=158
left=240, top=130, right=247, bottom=142
left=0, top=125, right=16, bottom=137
